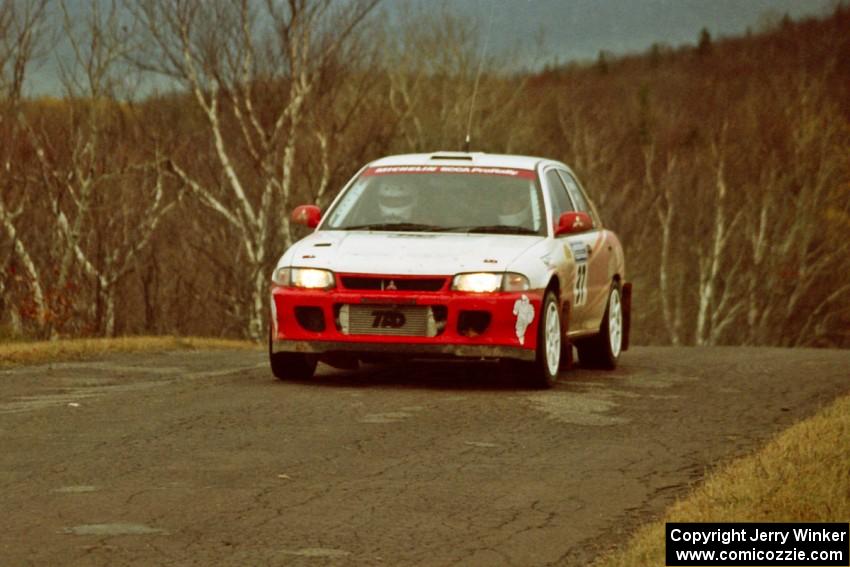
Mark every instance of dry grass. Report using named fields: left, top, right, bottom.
left=0, top=336, right=259, bottom=367
left=592, top=393, right=850, bottom=566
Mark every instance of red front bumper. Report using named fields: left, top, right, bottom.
left=270, top=278, right=543, bottom=361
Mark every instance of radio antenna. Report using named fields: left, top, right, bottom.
left=463, top=1, right=495, bottom=152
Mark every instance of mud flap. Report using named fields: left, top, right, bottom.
left=621, top=282, right=632, bottom=351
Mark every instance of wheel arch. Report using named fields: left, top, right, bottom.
left=545, top=273, right=561, bottom=299
left=545, top=273, right=574, bottom=342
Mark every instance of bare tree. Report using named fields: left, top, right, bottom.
left=739, top=77, right=850, bottom=346
left=384, top=4, right=532, bottom=153
left=694, top=126, right=745, bottom=346
left=300, top=14, right=389, bottom=208
left=0, top=0, right=49, bottom=336
left=640, top=144, right=685, bottom=345
left=131, top=0, right=380, bottom=339
left=16, top=0, right=178, bottom=336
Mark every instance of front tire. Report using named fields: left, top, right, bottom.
left=269, top=330, right=317, bottom=380
left=529, top=291, right=561, bottom=388
left=576, top=282, right=623, bottom=370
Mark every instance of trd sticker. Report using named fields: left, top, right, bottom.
left=512, top=294, right=535, bottom=345
left=371, top=310, right=406, bottom=328
left=568, top=242, right=589, bottom=307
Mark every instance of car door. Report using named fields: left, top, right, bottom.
left=543, top=168, right=593, bottom=331
left=556, top=169, right=613, bottom=332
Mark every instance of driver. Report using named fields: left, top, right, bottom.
left=497, top=185, right=532, bottom=227
left=377, top=181, right=417, bottom=222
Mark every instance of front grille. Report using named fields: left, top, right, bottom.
left=340, top=276, right=446, bottom=292
left=338, top=304, right=437, bottom=337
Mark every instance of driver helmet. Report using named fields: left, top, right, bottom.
left=378, top=181, right=416, bottom=220
left=497, top=186, right=531, bottom=226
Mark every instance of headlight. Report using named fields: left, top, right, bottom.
left=292, top=268, right=335, bottom=289
left=451, top=272, right=530, bottom=293
left=452, top=273, right=503, bottom=293
left=271, top=267, right=335, bottom=289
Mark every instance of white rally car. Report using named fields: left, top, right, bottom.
left=270, top=152, right=631, bottom=387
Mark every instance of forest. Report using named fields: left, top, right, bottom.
left=1, top=0, right=848, bottom=347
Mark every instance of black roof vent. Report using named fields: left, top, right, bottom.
left=430, top=153, right=474, bottom=161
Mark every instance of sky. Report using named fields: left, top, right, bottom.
left=447, top=0, right=836, bottom=68
left=25, top=0, right=836, bottom=96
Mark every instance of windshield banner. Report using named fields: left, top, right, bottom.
left=363, top=166, right=536, bottom=179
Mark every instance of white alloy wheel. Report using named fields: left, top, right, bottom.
left=545, top=300, right=561, bottom=377
left=608, top=287, right=622, bottom=358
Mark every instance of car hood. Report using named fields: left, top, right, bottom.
left=281, top=230, right=543, bottom=275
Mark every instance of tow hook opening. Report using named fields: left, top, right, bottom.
left=457, top=310, right=491, bottom=337
left=295, top=306, right=326, bottom=332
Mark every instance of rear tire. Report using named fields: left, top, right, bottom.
left=269, top=330, right=317, bottom=380
left=576, top=282, right=622, bottom=370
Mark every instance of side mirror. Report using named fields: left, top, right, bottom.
left=291, top=205, right=321, bottom=228
left=555, top=212, right=593, bottom=236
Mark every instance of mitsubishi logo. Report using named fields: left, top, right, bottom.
left=385, top=280, right=397, bottom=291
left=572, top=216, right=584, bottom=229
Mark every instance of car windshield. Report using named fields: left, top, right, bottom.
left=323, top=166, right=545, bottom=235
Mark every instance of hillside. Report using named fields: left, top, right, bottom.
left=1, top=3, right=848, bottom=346
left=520, top=7, right=850, bottom=346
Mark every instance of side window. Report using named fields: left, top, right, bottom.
left=544, top=169, right=573, bottom=226
left=557, top=170, right=589, bottom=213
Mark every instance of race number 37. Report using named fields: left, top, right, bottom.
left=568, top=242, right=589, bottom=307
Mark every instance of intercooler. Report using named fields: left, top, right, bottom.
left=338, top=305, right=438, bottom=337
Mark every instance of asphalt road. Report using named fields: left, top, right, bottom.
left=1, top=346, right=848, bottom=566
